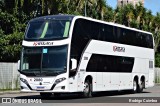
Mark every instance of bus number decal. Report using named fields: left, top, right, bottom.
left=34, top=78, right=43, bottom=82
left=113, top=46, right=125, bottom=52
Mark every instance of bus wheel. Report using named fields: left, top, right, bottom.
left=137, top=80, right=144, bottom=93
left=40, top=92, right=52, bottom=98
left=132, top=80, right=138, bottom=93
left=83, top=80, right=92, bottom=98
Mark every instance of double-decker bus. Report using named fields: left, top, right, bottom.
left=18, top=15, right=155, bottom=98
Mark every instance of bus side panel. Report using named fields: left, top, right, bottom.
left=119, top=73, right=132, bottom=90
left=132, top=58, right=143, bottom=73
left=68, top=76, right=78, bottom=92
left=102, top=73, right=111, bottom=91
left=148, top=69, right=154, bottom=87
left=148, top=59, right=155, bottom=87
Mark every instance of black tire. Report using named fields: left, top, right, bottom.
left=40, top=92, right=52, bottom=98
left=137, top=80, right=144, bottom=93
left=82, top=80, right=92, bottom=98
left=132, top=80, right=138, bottom=93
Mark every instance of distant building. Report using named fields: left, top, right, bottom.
left=117, top=0, right=144, bottom=7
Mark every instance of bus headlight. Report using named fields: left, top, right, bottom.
left=54, top=77, right=66, bottom=85
left=20, top=78, right=29, bottom=85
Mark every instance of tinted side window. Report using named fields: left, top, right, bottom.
left=72, top=18, right=153, bottom=53
left=126, top=30, right=134, bottom=45
left=119, top=28, right=127, bottom=44
left=135, top=32, right=142, bottom=47
left=117, top=57, right=134, bottom=72
left=129, top=31, right=136, bottom=46
left=148, top=34, right=153, bottom=48
left=141, top=33, right=147, bottom=47
left=86, top=54, right=134, bottom=73
left=118, top=28, right=136, bottom=45
left=104, top=25, right=115, bottom=42
left=90, top=21, right=100, bottom=40
left=86, top=55, right=98, bottom=72
left=117, top=28, right=153, bottom=49
left=145, top=34, right=153, bottom=48
left=71, top=19, right=90, bottom=64
left=134, top=33, right=153, bottom=48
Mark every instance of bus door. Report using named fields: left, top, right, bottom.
left=77, top=53, right=92, bottom=91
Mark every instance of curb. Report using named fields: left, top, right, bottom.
left=0, top=91, right=21, bottom=95
left=155, top=83, right=160, bottom=86
left=0, top=84, right=160, bottom=95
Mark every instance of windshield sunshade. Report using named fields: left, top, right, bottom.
left=25, top=20, right=70, bottom=40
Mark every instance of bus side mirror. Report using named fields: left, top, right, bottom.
left=70, top=58, right=77, bottom=71
left=17, top=60, right=20, bottom=71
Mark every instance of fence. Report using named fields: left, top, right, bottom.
left=0, top=62, right=160, bottom=90
left=0, top=63, right=19, bottom=90
left=155, top=68, right=160, bottom=83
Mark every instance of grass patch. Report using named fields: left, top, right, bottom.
left=0, top=88, right=20, bottom=91
left=155, top=77, right=160, bottom=83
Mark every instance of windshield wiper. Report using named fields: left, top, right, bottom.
left=41, top=71, right=64, bottom=76
left=20, top=70, right=40, bottom=76
left=53, top=71, right=63, bottom=75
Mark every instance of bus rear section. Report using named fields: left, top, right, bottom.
left=68, top=16, right=155, bottom=96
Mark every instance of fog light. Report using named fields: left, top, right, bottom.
left=61, top=86, right=65, bottom=90
left=21, top=86, right=24, bottom=89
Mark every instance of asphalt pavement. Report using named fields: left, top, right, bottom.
left=0, top=85, right=160, bottom=105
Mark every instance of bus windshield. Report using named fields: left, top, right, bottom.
left=20, top=45, right=68, bottom=76
left=25, top=20, right=70, bottom=40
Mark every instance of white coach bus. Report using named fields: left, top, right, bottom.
left=18, top=15, right=155, bottom=98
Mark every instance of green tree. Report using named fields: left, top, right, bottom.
left=155, top=53, right=160, bottom=67
left=0, top=32, right=23, bottom=62
left=152, top=13, right=160, bottom=52
left=0, top=9, right=24, bottom=62
left=0, top=0, right=160, bottom=63
left=103, top=5, right=114, bottom=22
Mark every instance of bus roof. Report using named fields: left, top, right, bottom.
left=74, top=16, right=153, bottom=35
left=29, top=14, right=75, bottom=22
left=29, top=15, right=152, bottom=35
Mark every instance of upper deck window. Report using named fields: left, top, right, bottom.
left=25, top=20, right=70, bottom=40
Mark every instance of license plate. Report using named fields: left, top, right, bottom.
left=36, top=86, right=45, bottom=90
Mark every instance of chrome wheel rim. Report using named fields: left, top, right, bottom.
left=133, top=81, right=137, bottom=91
left=84, top=82, right=89, bottom=94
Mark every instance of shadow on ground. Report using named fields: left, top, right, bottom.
left=15, top=91, right=150, bottom=100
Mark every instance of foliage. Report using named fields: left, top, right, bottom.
left=0, top=31, right=23, bottom=62
left=155, top=53, right=160, bottom=67
left=0, top=0, right=160, bottom=64
left=0, top=5, right=26, bottom=62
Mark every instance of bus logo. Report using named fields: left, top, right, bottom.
left=33, top=42, right=38, bottom=46
left=33, top=42, right=54, bottom=46
left=113, top=46, right=125, bottom=52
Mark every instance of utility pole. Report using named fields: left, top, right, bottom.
left=85, top=0, right=87, bottom=17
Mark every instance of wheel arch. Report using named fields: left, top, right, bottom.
left=140, top=75, right=145, bottom=88
left=134, top=75, right=139, bottom=83
left=84, top=75, right=93, bottom=84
